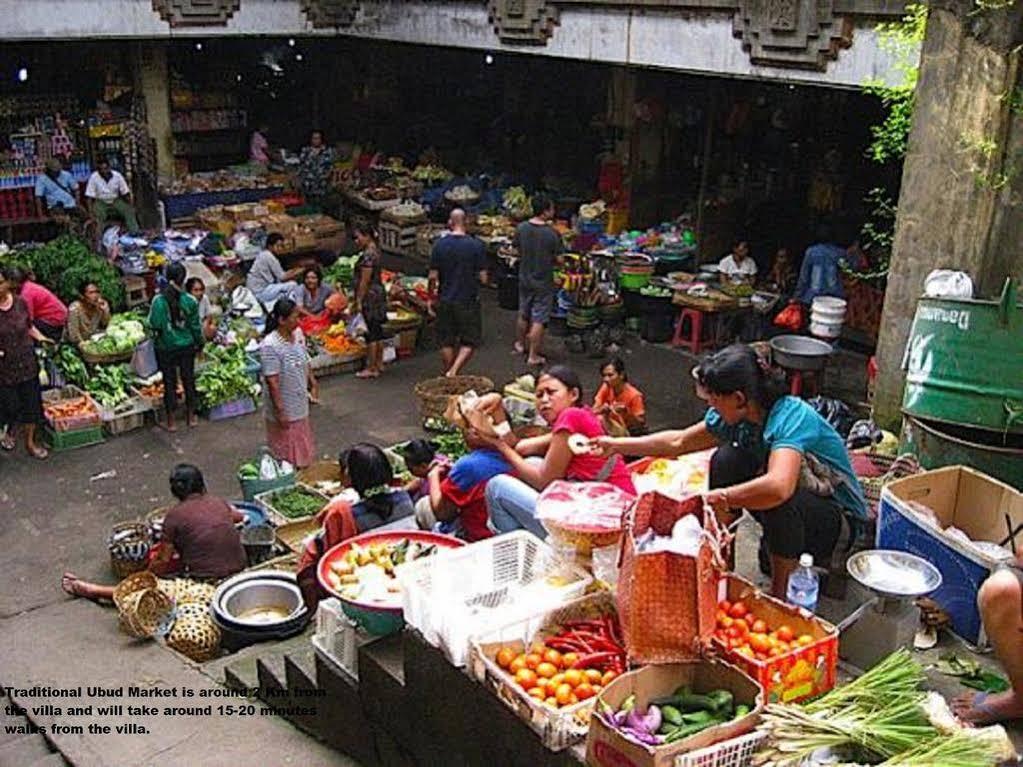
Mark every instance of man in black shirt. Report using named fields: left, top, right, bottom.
left=513, top=194, right=562, bottom=366
left=428, top=209, right=488, bottom=376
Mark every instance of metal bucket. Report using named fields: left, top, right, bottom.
left=901, top=413, right=1023, bottom=491
left=240, top=524, right=276, bottom=566
left=903, top=278, right=1023, bottom=434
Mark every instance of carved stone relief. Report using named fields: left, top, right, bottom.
left=151, top=0, right=240, bottom=27
left=488, top=0, right=560, bottom=45
left=301, top=0, right=361, bottom=28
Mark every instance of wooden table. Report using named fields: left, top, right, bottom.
left=672, top=290, right=756, bottom=351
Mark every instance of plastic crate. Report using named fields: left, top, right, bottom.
left=42, top=386, right=102, bottom=432
left=206, top=396, right=257, bottom=421
left=255, top=483, right=329, bottom=527
left=396, top=530, right=592, bottom=667
left=313, top=598, right=360, bottom=679
left=378, top=219, right=419, bottom=256
left=674, top=730, right=767, bottom=767
left=100, top=396, right=151, bottom=436
left=243, top=354, right=261, bottom=383
left=238, top=470, right=296, bottom=503
left=44, top=425, right=105, bottom=452
left=467, top=591, right=617, bottom=751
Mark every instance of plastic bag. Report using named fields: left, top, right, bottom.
left=346, top=313, right=368, bottom=339
left=807, top=395, right=855, bottom=437
left=924, top=270, right=973, bottom=299
left=773, top=300, right=804, bottom=330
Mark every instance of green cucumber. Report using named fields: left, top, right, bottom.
left=735, top=704, right=750, bottom=718
left=661, top=705, right=684, bottom=727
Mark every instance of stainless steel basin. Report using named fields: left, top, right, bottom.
left=218, top=577, right=304, bottom=627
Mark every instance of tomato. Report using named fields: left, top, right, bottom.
left=545, top=696, right=558, bottom=708
left=797, top=634, right=815, bottom=647
left=536, top=662, right=558, bottom=679
left=601, top=670, right=618, bottom=686
left=527, top=686, right=546, bottom=700
left=732, top=618, right=749, bottom=635
left=568, top=693, right=579, bottom=705
left=592, top=685, right=603, bottom=695
left=584, top=669, right=603, bottom=685
left=729, top=637, right=746, bottom=649
left=777, top=642, right=791, bottom=654
left=542, top=648, right=563, bottom=668
left=550, top=673, right=565, bottom=688
left=725, top=626, right=741, bottom=639
left=561, top=652, right=579, bottom=668
left=530, top=641, right=547, bottom=655
left=509, top=656, right=527, bottom=674
left=525, top=653, right=543, bottom=670
left=776, top=625, right=795, bottom=643
left=728, top=601, right=748, bottom=619
left=563, top=669, right=584, bottom=688
left=496, top=647, right=516, bottom=669
left=555, top=683, right=574, bottom=706
left=735, top=645, right=755, bottom=659
left=515, top=668, right=538, bottom=688
left=719, top=600, right=733, bottom=615
left=748, top=633, right=771, bottom=654
left=751, top=619, right=768, bottom=634
left=575, top=683, right=596, bottom=701
left=718, top=615, right=734, bottom=629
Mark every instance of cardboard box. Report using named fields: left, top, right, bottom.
left=224, top=203, right=258, bottom=221
left=877, top=466, right=1023, bottom=647
left=296, top=213, right=344, bottom=237
left=264, top=213, right=298, bottom=234
left=585, top=660, right=762, bottom=767
left=293, top=230, right=317, bottom=251
left=712, top=574, right=838, bottom=704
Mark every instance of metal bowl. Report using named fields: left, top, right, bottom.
left=847, top=549, right=943, bottom=598
left=219, top=578, right=304, bottom=627
left=770, top=334, right=833, bottom=372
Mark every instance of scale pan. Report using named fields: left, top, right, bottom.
left=846, top=549, right=942, bottom=598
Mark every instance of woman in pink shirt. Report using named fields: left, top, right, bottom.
left=471, top=365, right=634, bottom=537
left=10, top=267, right=67, bottom=341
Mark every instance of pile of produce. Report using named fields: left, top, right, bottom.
left=238, top=452, right=293, bottom=482
left=85, top=364, right=133, bottom=409
left=491, top=615, right=626, bottom=710
left=267, top=486, right=325, bottom=520
left=43, top=393, right=99, bottom=426
left=503, top=186, right=532, bottom=218
left=445, top=185, right=479, bottom=202
left=80, top=313, right=147, bottom=357
left=325, top=538, right=440, bottom=604
left=385, top=201, right=426, bottom=219
left=1, top=236, right=125, bottom=308
left=318, top=321, right=364, bottom=356
left=411, top=164, right=452, bottom=184
left=713, top=598, right=815, bottom=661
left=754, top=650, right=1012, bottom=767
left=196, top=343, right=259, bottom=409
left=432, top=430, right=468, bottom=461
left=638, top=284, right=672, bottom=298
left=597, top=687, right=749, bottom=746
left=323, top=256, right=360, bottom=288
left=51, top=344, right=88, bottom=387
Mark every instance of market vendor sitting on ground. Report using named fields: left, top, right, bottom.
left=295, top=265, right=335, bottom=316
left=61, top=464, right=247, bottom=600
left=415, top=431, right=511, bottom=542
left=470, top=366, right=635, bottom=538
left=428, top=208, right=487, bottom=377
left=512, top=194, right=563, bottom=367
left=85, top=158, right=140, bottom=234
left=718, top=239, right=757, bottom=284
left=596, top=344, right=867, bottom=598
left=8, top=265, right=67, bottom=342
left=953, top=552, right=1023, bottom=725
left=66, top=280, right=111, bottom=346
left=246, top=232, right=304, bottom=307
left=593, top=356, right=646, bottom=437
left=34, top=158, right=81, bottom=220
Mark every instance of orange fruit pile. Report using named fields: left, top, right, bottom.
left=494, top=643, right=618, bottom=709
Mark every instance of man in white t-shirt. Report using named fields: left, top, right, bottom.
left=718, top=239, right=757, bottom=285
left=85, top=158, right=140, bottom=233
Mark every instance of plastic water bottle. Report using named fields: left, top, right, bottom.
left=786, top=553, right=819, bottom=613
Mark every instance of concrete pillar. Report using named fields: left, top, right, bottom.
left=130, top=41, right=173, bottom=180
left=872, top=2, right=1023, bottom=429
left=607, top=66, right=637, bottom=222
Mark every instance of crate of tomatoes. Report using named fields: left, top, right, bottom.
left=711, top=574, right=838, bottom=704
left=467, top=591, right=627, bottom=751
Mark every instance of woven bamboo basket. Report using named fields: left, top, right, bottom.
left=166, top=603, right=221, bottom=661
left=107, top=521, right=153, bottom=578
left=413, top=375, right=494, bottom=422
left=163, top=579, right=216, bottom=606
left=113, top=570, right=160, bottom=611
left=118, top=587, right=174, bottom=639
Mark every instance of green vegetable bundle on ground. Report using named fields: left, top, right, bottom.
left=1, top=236, right=125, bottom=308
left=269, top=487, right=326, bottom=519
left=196, top=343, right=259, bottom=409
left=86, top=365, right=133, bottom=409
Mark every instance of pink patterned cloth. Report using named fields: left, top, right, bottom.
left=265, top=417, right=315, bottom=468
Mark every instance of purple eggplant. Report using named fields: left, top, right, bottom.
left=621, top=727, right=663, bottom=746
left=625, top=704, right=663, bottom=735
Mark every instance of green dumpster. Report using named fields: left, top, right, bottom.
left=902, top=278, right=1023, bottom=435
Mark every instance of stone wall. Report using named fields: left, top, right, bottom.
left=872, top=1, right=1023, bottom=429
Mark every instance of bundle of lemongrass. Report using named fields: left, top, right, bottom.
left=753, top=650, right=1007, bottom=767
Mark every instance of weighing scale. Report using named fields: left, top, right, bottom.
left=837, top=550, right=942, bottom=670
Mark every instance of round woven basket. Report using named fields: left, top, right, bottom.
left=166, top=603, right=221, bottom=662
left=80, top=348, right=134, bottom=365
left=145, top=506, right=170, bottom=542
left=107, top=521, right=153, bottom=578
left=413, top=375, right=494, bottom=422
left=118, top=587, right=174, bottom=639
left=167, top=579, right=217, bottom=606
left=113, top=570, right=160, bottom=611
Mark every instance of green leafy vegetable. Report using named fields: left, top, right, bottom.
left=432, top=431, right=468, bottom=460
left=270, top=487, right=325, bottom=519
left=0, top=236, right=125, bottom=308
left=196, top=343, right=259, bottom=409
left=53, top=344, right=89, bottom=387
left=86, top=364, right=132, bottom=409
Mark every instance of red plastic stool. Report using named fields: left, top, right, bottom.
left=672, top=308, right=705, bottom=354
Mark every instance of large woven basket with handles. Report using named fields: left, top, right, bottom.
left=413, top=375, right=493, bottom=422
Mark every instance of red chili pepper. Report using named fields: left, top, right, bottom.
left=572, top=651, right=620, bottom=669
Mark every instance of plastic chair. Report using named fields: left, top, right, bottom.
left=672, top=308, right=705, bottom=354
